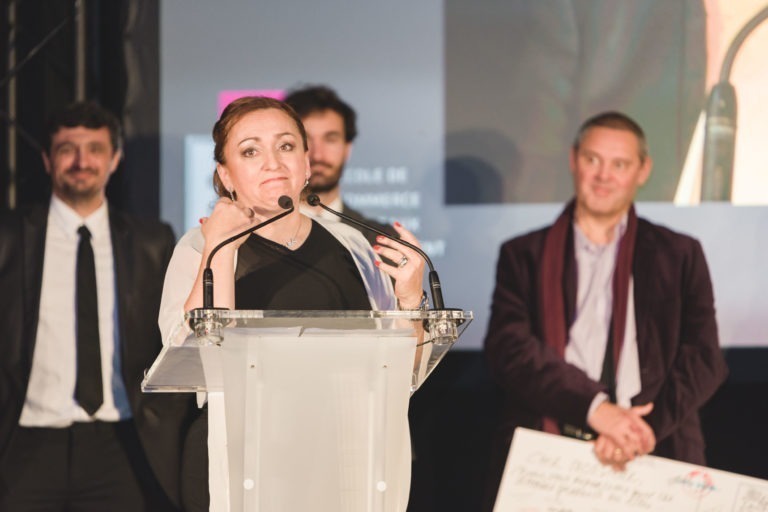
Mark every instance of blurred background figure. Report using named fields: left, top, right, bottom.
left=285, top=84, right=398, bottom=245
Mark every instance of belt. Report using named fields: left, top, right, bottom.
left=560, top=423, right=596, bottom=441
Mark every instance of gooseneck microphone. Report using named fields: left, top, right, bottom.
left=202, top=195, right=294, bottom=309
left=306, top=193, right=445, bottom=310
left=701, top=5, right=768, bottom=201
left=701, top=82, right=736, bottom=202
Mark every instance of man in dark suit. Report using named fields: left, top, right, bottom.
left=483, top=111, right=728, bottom=509
left=0, top=102, right=193, bottom=511
left=284, top=85, right=397, bottom=245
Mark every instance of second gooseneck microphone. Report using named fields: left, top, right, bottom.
left=305, top=193, right=445, bottom=310
left=202, top=195, right=294, bottom=309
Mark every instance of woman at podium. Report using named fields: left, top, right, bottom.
left=158, top=96, right=427, bottom=512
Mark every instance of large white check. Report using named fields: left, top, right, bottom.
left=494, top=427, right=768, bottom=512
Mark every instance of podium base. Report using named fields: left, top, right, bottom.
left=206, top=331, right=415, bottom=512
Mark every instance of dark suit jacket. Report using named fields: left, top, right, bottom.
left=483, top=217, right=728, bottom=502
left=341, top=202, right=398, bottom=247
left=0, top=202, right=194, bottom=507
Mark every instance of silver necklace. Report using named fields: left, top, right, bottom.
left=284, top=218, right=303, bottom=248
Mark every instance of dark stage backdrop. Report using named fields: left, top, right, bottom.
left=4, top=4, right=767, bottom=348
left=0, top=0, right=159, bottom=218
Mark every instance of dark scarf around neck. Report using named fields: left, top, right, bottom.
left=538, top=200, right=638, bottom=434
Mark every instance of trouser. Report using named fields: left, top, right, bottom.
left=181, top=406, right=209, bottom=512
left=0, top=420, right=176, bottom=512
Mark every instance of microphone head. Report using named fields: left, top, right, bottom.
left=278, top=195, right=294, bottom=210
left=306, top=193, right=321, bottom=206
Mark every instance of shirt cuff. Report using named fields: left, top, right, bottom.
left=586, top=391, right=609, bottom=424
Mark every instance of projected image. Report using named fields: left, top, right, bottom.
left=444, top=0, right=768, bottom=206
left=161, top=0, right=768, bottom=348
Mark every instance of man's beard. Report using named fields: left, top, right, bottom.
left=57, top=168, right=103, bottom=202
left=308, top=162, right=343, bottom=193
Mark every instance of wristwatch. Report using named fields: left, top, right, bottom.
left=398, top=290, right=429, bottom=311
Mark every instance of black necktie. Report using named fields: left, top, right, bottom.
left=75, top=225, right=103, bottom=415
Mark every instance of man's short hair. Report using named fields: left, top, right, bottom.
left=573, top=111, right=648, bottom=161
left=284, top=85, right=357, bottom=143
left=45, top=101, right=123, bottom=154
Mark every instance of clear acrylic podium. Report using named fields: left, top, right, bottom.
left=142, top=309, right=472, bottom=512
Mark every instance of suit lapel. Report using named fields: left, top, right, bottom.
left=632, top=220, right=654, bottom=386
left=109, top=210, right=134, bottom=357
left=563, top=225, right=577, bottom=328
left=21, top=205, right=49, bottom=349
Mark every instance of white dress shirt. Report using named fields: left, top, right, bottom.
left=19, top=195, right=131, bottom=427
left=565, top=219, right=641, bottom=418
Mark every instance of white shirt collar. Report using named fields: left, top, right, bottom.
left=49, top=194, right=110, bottom=239
left=573, top=212, right=628, bottom=254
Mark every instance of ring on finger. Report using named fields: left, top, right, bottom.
left=398, top=256, right=408, bottom=268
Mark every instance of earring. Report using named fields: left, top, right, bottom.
left=227, top=188, right=235, bottom=202
left=303, top=178, right=309, bottom=188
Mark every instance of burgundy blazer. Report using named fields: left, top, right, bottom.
left=483, top=217, right=728, bottom=502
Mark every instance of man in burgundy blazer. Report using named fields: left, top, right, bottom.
left=483, top=111, right=728, bottom=509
